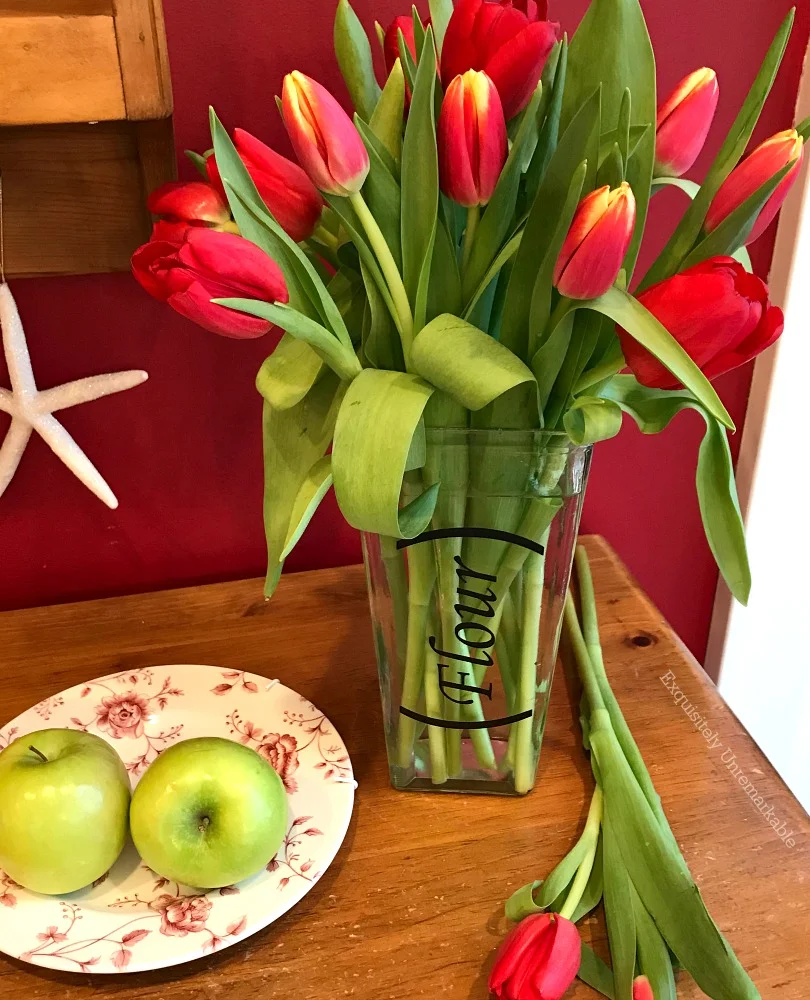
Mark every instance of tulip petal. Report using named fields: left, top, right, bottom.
left=179, top=229, right=289, bottom=304
left=147, top=181, right=230, bottom=225
left=441, top=0, right=481, bottom=87
left=533, top=916, right=581, bottom=1000
left=131, top=240, right=183, bottom=300
left=706, top=130, right=804, bottom=242
left=438, top=75, right=481, bottom=206
left=169, top=281, right=272, bottom=339
left=283, top=72, right=370, bottom=196
left=484, top=20, right=559, bottom=118
left=489, top=914, right=555, bottom=994
left=655, top=69, right=719, bottom=177
left=385, top=15, right=417, bottom=74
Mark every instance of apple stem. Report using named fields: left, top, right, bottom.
left=28, top=744, right=48, bottom=763
left=198, top=816, right=211, bottom=833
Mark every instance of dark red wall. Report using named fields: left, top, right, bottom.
left=1, top=0, right=807, bottom=661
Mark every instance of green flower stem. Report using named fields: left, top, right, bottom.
left=313, top=224, right=340, bottom=250
left=423, top=612, right=449, bottom=785
left=348, top=191, right=414, bottom=361
left=563, top=589, right=607, bottom=717
left=513, top=550, right=545, bottom=794
left=573, top=547, right=675, bottom=837
left=559, top=785, right=604, bottom=920
left=396, top=545, right=432, bottom=770
left=380, top=534, right=408, bottom=673
left=461, top=203, right=481, bottom=274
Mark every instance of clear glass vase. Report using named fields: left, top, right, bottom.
left=362, top=428, right=592, bottom=796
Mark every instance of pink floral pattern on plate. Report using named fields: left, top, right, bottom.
left=0, top=664, right=354, bottom=975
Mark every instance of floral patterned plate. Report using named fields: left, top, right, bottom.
left=0, top=664, right=355, bottom=974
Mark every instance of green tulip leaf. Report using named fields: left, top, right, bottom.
left=410, top=314, right=536, bottom=411
left=680, top=161, right=795, bottom=269
left=597, top=141, right=624, bottom=189
left=642, top=10, right=794, bottom=289
left=602, top=813, right=637, bottom=1000
left=578, top=944, right=616, bottom=1000
left=563, top=396, right=623, bottom=445
left=733, top=244, right=754, bottom=271
left=280, top=455, right=334, bottom=560
left=370, top=61, right=406, bottom=168
left=185, top=149, right=209, bottom=179
left=401, top=27, right=439, bottom=330
left=599, top=374, right=751, bottom=603
left=214, top=299, right=361, bottom=382
left=463, top=233, right=522, bottom=321
left=561, top=0, right=656, bottom=275
left=571, top=837, right=604, bottom=922
left=354, top=115, right=402, bottom=268
left=504, top=880, right=545, bottom=922
left=325, top=193, right=400, bottom=328
left=261, top=373, right=343, bottom=597
left=797, top=114, right=810, bottom=141
left=587, top=286, right=734, bottom=429
left=631, top=881, right=678, bottom=1000
left=591, top=724, right=762, bottom=1000
left=256, top=335, right=324, bottom=410
left=532, top=311, right=574, bottom=413
left=427, top=216, right=463, bottom=321
left=332, top=369, right=438, bottom=537
left=464, top=84, right=545, bottom=301
left=427, top=0, right=453, bottom=53
left=397, top=28, right=417, bottom=96
left=524, top=38, right=568, bottom=204
left=528, top=160, right=588, bottom=355
left=360, top=260, right=403, bottom=371
left=334, top=0, right=381, bottom=121
left=544, top=309, right=609, bottom=429
left=651, top=176, right=701, bottom=198
left=501, top=90, right=601, bottom=360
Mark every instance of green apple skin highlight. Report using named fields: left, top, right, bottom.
left=130, top=737, right=288, bottom=889
left=0, top=729, right=131, bottom=895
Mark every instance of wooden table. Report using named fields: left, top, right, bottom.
left=0, top=536, right=807, bottom=999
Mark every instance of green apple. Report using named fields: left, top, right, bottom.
left=0, top=729, right=131, bottom=894
left=130, top=737, right=288, bottom=888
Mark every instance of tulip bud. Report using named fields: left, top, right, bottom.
left=147, top=181, right=231, bottom=229
left=384, top=15, right=418, bottom=76
left=655, top=68, right=719, bottom=178
left=489, top=913, right=581, bottom=1000
left=132, top=228, right=288, bottom=339
left=705, top=128, right=805, bottom=244
left=207, top=128, right=323, bottom=243
left=438, top=70, right=508, bottom=207
left=281, top=71, right=370, bottom=197
left=619, top=256, right=784, bottom=388
left=441, top=0, right=559, bottom=119
left=633, top=976, right=655, bottom=1000
left=553, top=183, right=636, bottom=300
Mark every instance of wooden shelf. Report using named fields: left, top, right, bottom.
left=0, top=0, right=175, bottom=277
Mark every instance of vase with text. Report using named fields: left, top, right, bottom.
left=363, top=429, right=592, bottom=796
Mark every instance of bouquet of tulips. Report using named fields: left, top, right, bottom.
left=133, top=0, right=806, bottom=791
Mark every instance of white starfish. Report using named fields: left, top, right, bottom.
left=0, top=282, right=148, bottom=509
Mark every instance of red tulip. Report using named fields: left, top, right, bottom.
left=655, top=68, right=719, bottom=178
left=383, top=15, right=419, bottom=75
left=147, top=181, right=231, bottom=240
left=131, top=228, right=288, bottom=339
left=705, top=129, right=805, bottom=244
left=438, top=70, right=508, bottom=207
left=207, top=128, right=323, bottom=243
left=633, top=976, right=655, bottom=1000
left=553, top=183, right=636, bottom=299
left=488, top=913, right=581, bottom=1000
left=281, top=71, right=370, bottom=197
left=441, top=0, right=559, bottom=120
left=619, top=257, right=784, bottom=388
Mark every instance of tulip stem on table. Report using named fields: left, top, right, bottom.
left=559, top=785, right=603, bottom=920
left=461, top=204, right=481, bottom=273
left=348, top=191, right=415, bottom=360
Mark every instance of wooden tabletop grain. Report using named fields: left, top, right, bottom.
left=0, top=536, right=807, bottom=999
